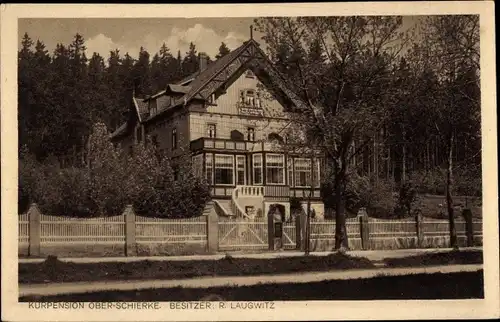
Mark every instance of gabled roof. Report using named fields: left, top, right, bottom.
left=133, top=97, right=149, bottom=122
left=172, top=42, right=251, bottom=106
left=111, top=37, right=308, bottom=140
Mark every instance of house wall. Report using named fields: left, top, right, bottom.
left=189, top=113, right=289, bottom=142
left=144, top=110, right=190, bottom=158
left=189, top=69, right=290, bottom=141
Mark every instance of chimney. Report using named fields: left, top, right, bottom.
left=199, top=52, right=208, bottom=72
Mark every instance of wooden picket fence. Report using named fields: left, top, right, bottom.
left=19, top=203, right=483, bottom=257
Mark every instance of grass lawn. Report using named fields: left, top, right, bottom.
left=19, top=253, right=374, bottom=284
left=20, top=270, right=484, bottom=301
left=384, top=250, right=483, bottom=267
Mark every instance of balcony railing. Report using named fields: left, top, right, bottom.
left=264, top=185, right=290, bottom=198
left=190, top=137, right=256, bottom=152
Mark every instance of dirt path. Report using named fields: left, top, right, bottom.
left=19, top=264, right=482, bottom=297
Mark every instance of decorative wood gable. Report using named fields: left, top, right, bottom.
left=187, top=39, right=307, bottom=113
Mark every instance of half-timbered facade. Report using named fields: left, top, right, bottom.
left=111, top=36, right=324, bottom=220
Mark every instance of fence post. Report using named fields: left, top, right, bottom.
left=205, top=201, right=219, bottom=253
left=462, top=209, right=474, bottom=247
left=28, top=203, right=41, bottom=257
left=416, top=213, right=424, bottom=248
left=295, top=215, right=302, bottom=250
left=358, top=208, right=369, bottom=250
left=124, top=205, right=136, bottom=257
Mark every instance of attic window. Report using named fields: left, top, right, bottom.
left=207, top=93, right=217, bottom=105
left=245, top=70, right=255, bottom=78
left=239, top=89, right=261, bottom=108
left=149, top=99, right=157, bottom=115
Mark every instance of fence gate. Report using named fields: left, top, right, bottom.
left=218, top=218, right=268, bottom=251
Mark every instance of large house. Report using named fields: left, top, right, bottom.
left=110, top=35, right=324, bottom=221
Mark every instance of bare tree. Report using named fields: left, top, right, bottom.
left=412, top=15, right=480, bottom=248
left=255, top=17, right=411, bottom=250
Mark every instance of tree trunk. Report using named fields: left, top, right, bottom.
left=305, top=155, right=315, bottom=255
left=305, top=196, right=311, bottom=255
left=446, top=132, right=458, bottom=249
left=334, top=168, right=349, bottom=250
left=402, top=143, right=406, bottom=184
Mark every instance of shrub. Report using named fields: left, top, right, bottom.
left=394, top=179, right=422, bottom=218
left=19, top=122, right=211, bottom=218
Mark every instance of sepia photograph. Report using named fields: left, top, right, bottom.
left=1, top=2, right=498, bottom=321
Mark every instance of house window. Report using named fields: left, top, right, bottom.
left=245, top=70, right=255, bottom=78
left=253, top=154, right=263, bottom=185
left=207, top=93, right=217, bottom=105
left=287, top=157, right=294, bottom=187
left=205, top=153, right=214, bottom=185
left=294, top=158, right=312, bottom=187
left=247, top=127, right=255, bottom=141
left=151, top=134, right=158, bottom=149
left=149, top=99, right=157, bottom=116
left=314, top=159, right=321, bottom=187
left=207, top=123, right=217, bottom=138
left=240, top=89, right=257, bottom=107
left=172, top=128, right=177, bottom=150
left=236, top=155, right=246, bottom=185
left=214, top=154, right=234, bottom=185
left=192, top=154, right=204, bottom=179
left=266, top=154, right=285, bottom=185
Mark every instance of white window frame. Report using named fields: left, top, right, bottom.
left=287, top=157, right=294, bottom=187
left=253, top=154, right=263, bottom=185
left=205, top=153, right=214, bottom=185
left=207, top=123, right=217, bottom=138
left=294, top=158, right=312, bottom=187
left=192, top=154, right=204, bottom=179
left=315, top=158, right=321, bottom=187
left=247, top=127, right=255, bottom=141
left=236, top=155, right=246, bottom=185
left=265, top=153, right=285, bottom=185
left=172, top=128, right=177, bottom=150
left=214, top=154, right=234, bottom=186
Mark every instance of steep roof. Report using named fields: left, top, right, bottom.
left=111, top=37, right=307, bottom=139
left=133, top=97, right=149, bottom=122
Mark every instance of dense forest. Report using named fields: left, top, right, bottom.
left=18, top=33, right=231, bottom=164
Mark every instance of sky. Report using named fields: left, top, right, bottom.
left=18, top=18, right=260, bottom=60
left=18, top=17, right=419, bottom=61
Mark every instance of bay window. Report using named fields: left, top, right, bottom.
left=214, top=154, right=234, bottom=185
left=265, top=154, right=285, bottom=185
left=314, top=159, right=321, bottom=187
left=192, top=154, right=203, bottom=179
left=294, top=158, right=312, bottom=187
left=236, top=155, right=246, bottom=185
left=253, top=154, right=263, bottom=185
left=287, top=157, right=294, bottom=187
left=205, top=153, right=213, bottom=184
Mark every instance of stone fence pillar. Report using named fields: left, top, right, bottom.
left=357, top=208, right=370, bottom=250
left=462, top=209, right=474, bottom=247
left=205, top=202, right=219, bottom=253
left=123, top=205, right=136, bottom=256
left=28, top=203, right=42, bottom=257
left=415, top=213, right=424, bottom=248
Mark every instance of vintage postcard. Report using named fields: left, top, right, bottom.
left=1, top=2, right=498, bottom=321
